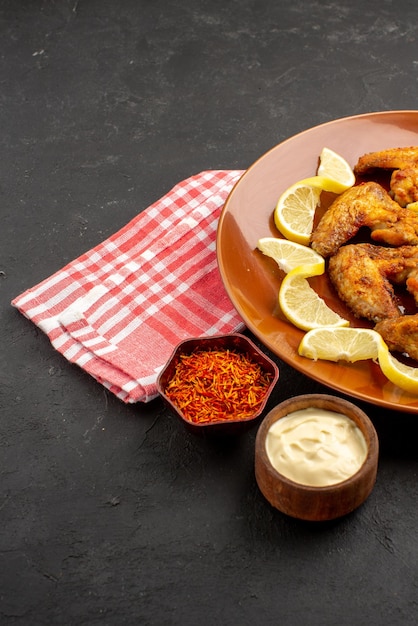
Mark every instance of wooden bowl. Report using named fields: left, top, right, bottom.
left=255, top=394, right=379, bottom=521
left=157, top=333, right=279, bottom=434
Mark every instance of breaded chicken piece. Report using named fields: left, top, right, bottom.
left=310, top=181, right=418, bottom=258
left=390, top=167, right=418, bottom=207
left=354, top=147, right=418, bottom=208
left=328, top=243, right=418, bottom=323
left=354, top=146, right=418, bottom=175
left=375, top=315, right=418, bottom=361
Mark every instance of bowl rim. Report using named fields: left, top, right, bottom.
left=256, top=393, right=379, bottom=492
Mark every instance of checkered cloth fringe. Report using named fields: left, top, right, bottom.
left=12, top=170, right=245, bottom=403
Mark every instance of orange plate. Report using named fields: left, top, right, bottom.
left=217, top=110, right=418, bottom=413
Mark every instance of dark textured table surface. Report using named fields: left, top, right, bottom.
left=2, top=1, right=418, bottom=624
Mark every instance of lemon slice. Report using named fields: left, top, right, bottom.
left=298, top=175, right=354, bottom=195
left=279, top=267, right=349, bottom=331
left=274, top=183, right=322, bottom=245
left=298, top=326, right=418, bottom=395
left=377, top=347, right=418, bottom=394
left=317, top=147, right=356, bottom=189
left=274, top=148, right=355, bottom=245
left=257, top=237, right=325, bottom=274
left=298, top=327, right=385, bottom=362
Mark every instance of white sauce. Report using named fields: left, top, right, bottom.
left=265, top=407, right=368, bottom=487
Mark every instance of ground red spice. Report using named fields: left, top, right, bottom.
left=165, top=348, right=273, bottom=424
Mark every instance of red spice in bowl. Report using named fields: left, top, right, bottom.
left=157, top=334, right=279, bottom=433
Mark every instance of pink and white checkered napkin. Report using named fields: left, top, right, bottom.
left=12, top=170, right=246, bottom=403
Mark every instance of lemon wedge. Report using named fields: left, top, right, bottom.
left=278, top=266, right=349, bottom=331
left=274, top=182, right=322, bottom=245
left=299, top=325, right=418, bottom=395
left=377, top=347, right=418, bottom=394
left=257, top=237, right=325, bottom=274
left=317, top=147, right=356, bottom=189
left=274, top=148, right=355, bottom=245
left=257, top=238, right=341, bottom=331
left=298, top=327, right=385, bottom=362
left=298, top=175, right=354, bottom=195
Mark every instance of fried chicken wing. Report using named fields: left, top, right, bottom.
left=390, top=167, right=418, bottom=207
left=375, top=315, right=418, bottom=361
left=328, top=243, right=418, bottom=323
left=310, top=181, right=418, bottom=258
left=354, top=147, right=418, bottom=208
left=354, top=146, right=418, bottom=175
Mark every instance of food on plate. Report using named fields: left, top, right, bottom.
left=299, top=325, right=418, bottom=394
left=256, top=236, right=347, bottom=331
left=274, top=182, right=322, bottom=245
left=328, top=243, right=418, bottom=323
left=310, top=181, right=418, bottom=258
left=259, top=145, right=418, bottom=394
left=390, top=167, right=418, bottom=207
left=374, top=314, right=418, bottom=362
left=274, top=151, right=356, bottom=245
left=353, top=146, right=418, bottom=175
left=377, top=345, right=418, bottom=394
left=317, top=146, right=356, bottom=190
left=278, top=265, right=349, bottom=331
left=353, top=146, right=418, bottom=207
left=298, top=327, right=384, bottom=362
left=256, top=237, right=325, bottom=274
